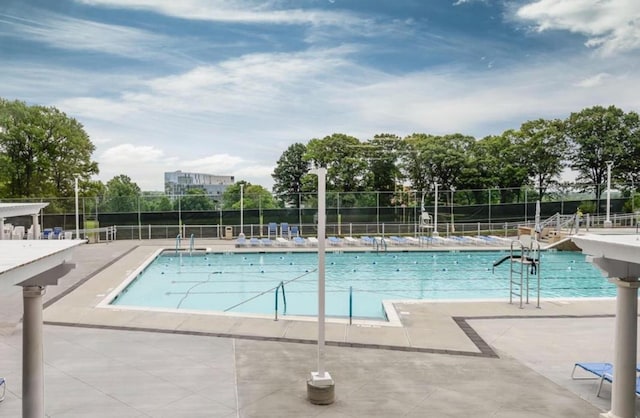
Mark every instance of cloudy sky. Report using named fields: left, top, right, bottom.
left=1, top=0, right=639, bottom=191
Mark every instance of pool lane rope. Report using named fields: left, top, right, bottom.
left=222, top=268, right=318, bottom=313
left=176, top=271, right=222, bottom=309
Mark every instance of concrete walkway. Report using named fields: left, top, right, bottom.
left=0, top=239, right=635, bottom=416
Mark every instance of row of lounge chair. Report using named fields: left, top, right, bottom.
left=572, top=362, right=640, bottom=397
left=236, top=234, right=513, bottom=248
left=236, top=236, right=318, bottom=248
left=1, top=224, right=70, bottom=240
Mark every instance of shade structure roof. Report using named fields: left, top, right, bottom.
left=0, top=240, right=84, bottom=287
left=0, top=202, right=49, bottom=218
left=572, top=234, right=640, bottom=280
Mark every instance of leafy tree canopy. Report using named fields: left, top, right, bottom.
left=0, top=98, right=98, bottom=198
left=222, top=181, right=278, bottom=210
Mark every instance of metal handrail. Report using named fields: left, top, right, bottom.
left=274, top=281, right=287, bottom=321
left=175, top=234, right=182, bottom=255
left=349, top=286, right=353, bottom=325
left=189, top=233, right=195, bottom=255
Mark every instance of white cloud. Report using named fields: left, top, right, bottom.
left=53, top=44, right=640, bottom=191
left=516, top=0, right=640, bottom=55
left=0, top=11, right=168, bottom=58
left=74, top=0, right=367, bottom=26
left=575, top=73, right=610, bottom=88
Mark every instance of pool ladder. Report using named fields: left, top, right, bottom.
left=274, top=282, right=355, bottom=324
left=374, top=237, right=387, bottom=253
left=175, top=234, right=182, bottom=255
left=508, top=239, right=541, bottom=309
left=274, top=281, right=287, bottom=321
left=189, top=234, right=195, bottom=255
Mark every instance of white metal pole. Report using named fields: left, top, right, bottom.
left=433, top=183, right=439, bottom=237
left=450, top=187, right=455, bottom=233
left=75, top=178, right=79, bottom=239
left=605, top=161, right=613, bottom=228
left=240, top=184, right=244, bottom=237
left=317, top=167, right=326, bottom=377
left=23, top=286, right=45, bottom=418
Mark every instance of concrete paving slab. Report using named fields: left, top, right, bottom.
left=2, top=237, right=635, bottom=416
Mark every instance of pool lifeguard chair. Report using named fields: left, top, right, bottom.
left=419, top=211, right=432, bottom=230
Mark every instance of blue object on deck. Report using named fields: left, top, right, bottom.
left=267, top=223, right=277, bottom=238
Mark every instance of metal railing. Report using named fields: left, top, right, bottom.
left=77, top=211, right=639, bottom=242
left=274, top=281, right=287, bottom=321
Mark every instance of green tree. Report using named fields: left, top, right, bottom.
left=565, top=106, right=638, bottom=197
left=469, top=131, right=529, bottom=203
left=0, top=98, right=98, bottom=198
left=272, top=142, right=309, bottom=207
left=305, top=133, right=368, bottom=192
left=402, top=133, right=475, bottom=201
left=222, top=181, right=278, bottom=209
left=518, top=118, right=567, bottom=198
left=103, top=175, right=140, bottom=212
left=363, top=133, right=404, bottom=207
left=180, top=188, right=215, bottom=211
left=140, top=191, right=172, bottom=212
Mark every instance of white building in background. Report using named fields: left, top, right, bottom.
left=164, top=171, right=234, bottom=201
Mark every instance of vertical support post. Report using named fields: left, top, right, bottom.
left=605, top=161, right=613, bottom=228
left=31, top=214, right=40, bottom=240
left=137, top=194, right=142, bottom=241
left=433, top=183, right=439, bottom=237
left=604, top=279, right=639, bottom=418
left=317, top=167, right=327, bottom=378
left=240, top=184, right=244, bottom=238
left=307, top=167, right=335, bottom=404
left=75, top=177, right=80, bottom=239
left=23, top=285, right=46, bottom=418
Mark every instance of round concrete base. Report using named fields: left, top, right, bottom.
left=307, top=380, right=335, bottom=405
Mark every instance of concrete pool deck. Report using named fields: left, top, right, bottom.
left=0, top=238, right=637, bottom=416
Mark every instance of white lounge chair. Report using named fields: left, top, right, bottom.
left=12, top=226, right=25, bottom=240
left=328, top=237, right=344, bottom=246
left=276, top=237, right=290, bottom=247
left=343, top=237, right=358, bottom=245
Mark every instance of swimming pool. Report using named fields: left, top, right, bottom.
left=109, top=250, right=611, bottom=320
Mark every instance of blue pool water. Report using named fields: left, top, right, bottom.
left=111, top=250, right=611, bottom=320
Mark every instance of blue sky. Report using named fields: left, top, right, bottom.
left=1, top=0, right=639, bottom=191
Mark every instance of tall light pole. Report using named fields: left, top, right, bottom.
left=450, top=186, right=455, bottom=233
left=307, top=167, right=335, bottom=404
left=433, top=183, right=440, bottom=237
left=239, top=183, right=245, bottom=238
left=488, top=187, right=492, bottom=226
left=74, top=177, right=80, bottom=239
left=605, top=161, right=614, bottom=228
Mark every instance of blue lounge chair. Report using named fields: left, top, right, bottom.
left=267, top=223, right=278, bottom=239
left=571, top=362, right=613, bottom=380
left=53, top=226, right=63, bottom=239
left=280, top=222, right=290, bottom=239
left=360, top=236, right=374, bottom=245
left=235, top=236, right=248, bottom=247
left=572, top=362, right=640, bottom=397
left=293, top=236, right=306, bottom=246
left=598, top=373, right=640, bottom=397
left=328, top=237, right=343, bottom=246
left=290, top=225, right=299, bottom=237
left=249, top=237, right=261, bottom=247
left=261, top=238, right=274, bottom=246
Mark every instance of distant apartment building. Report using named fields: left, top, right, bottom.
left=164, top=171, right=234, bottom=201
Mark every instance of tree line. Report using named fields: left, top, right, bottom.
left=2, top=97, right=639, bottom=213
left=272, top=105, right=640, bottom=209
